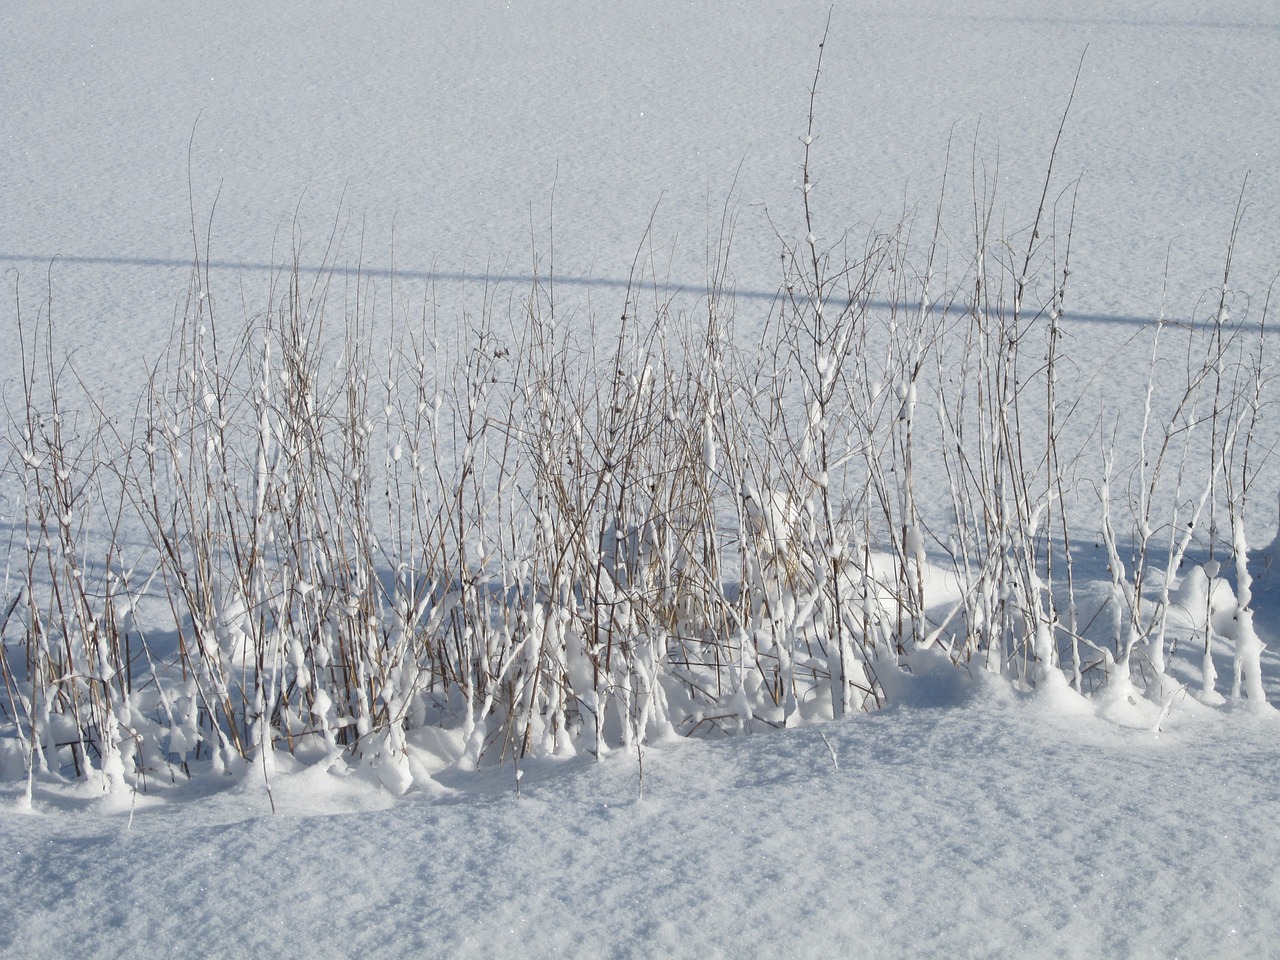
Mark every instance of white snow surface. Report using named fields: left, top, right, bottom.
left=4, top=673, right=1280, bottom=959
left=5, top=0, right=1280, bottom=407
left=5, top=1, right=1280, bottom=957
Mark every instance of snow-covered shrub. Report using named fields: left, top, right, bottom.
left=2, top=52, right=1275, bottom=794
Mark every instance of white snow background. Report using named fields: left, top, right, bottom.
left=3, top=1, right=1280, bottom=957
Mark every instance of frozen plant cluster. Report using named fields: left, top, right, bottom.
left=1, top=57, right=1276, bottom=799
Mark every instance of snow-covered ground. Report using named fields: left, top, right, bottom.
left=4, top=669, right=1280, bottom=959
left=4, top=1, right=1280, bottom=957
left=5, top=1, right=1279, bottom=404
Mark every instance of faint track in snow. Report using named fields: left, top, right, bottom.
left=3, top=251, right=1275, bottom=332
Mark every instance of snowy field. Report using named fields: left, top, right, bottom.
left=6, top=680, right=1280, bottom=959
left=4, top=1, right=1280, bottom=957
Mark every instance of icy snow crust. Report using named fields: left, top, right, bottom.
left=4, top=0, right=1280, bottom=956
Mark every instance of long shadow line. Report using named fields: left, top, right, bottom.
left=862, top=12, right=1278, bottom=32
left=2, top=251, right=1271, bottom=333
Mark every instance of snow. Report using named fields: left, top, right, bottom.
left=6, top=2, right=1279, bottom=397
left=4, top=0, right=1280, bottom=957
left=3, top=681, right=1279, bottom=958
